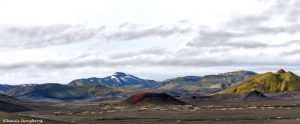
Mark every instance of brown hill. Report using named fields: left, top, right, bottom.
left=122, top=93, right=187, bottom=106
left=221, top=69, right=300, bottom=94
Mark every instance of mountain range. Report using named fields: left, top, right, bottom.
left=6, top=83, right=120, bottom=100
left=0, top=84, right=36, bottom=92
left=0, top=70, right=258, bottom=100
left=68, top=72, right=159, bottom=89
left=5, top=70, right=300, bottom=101
left=159, top=70, right=256, bottom=90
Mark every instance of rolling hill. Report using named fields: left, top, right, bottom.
left=221, top=69, right=300, bottom=94
left=5, top=83, right=119, bottom=100
left=159, top=70, right=257, bottom=90
left=0, top=84, right=21, bottom=92
left=121, top=93, right=187, bottom=106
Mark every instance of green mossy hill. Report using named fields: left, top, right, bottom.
left=222, top=69, right=300, bottom=94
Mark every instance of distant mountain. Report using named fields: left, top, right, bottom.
left=68, top=72, right=160, bottom=89
left=159, top=70, right=257, bottom=90
left=221, top=69, right=300, bottom=94
left=0, top=84, right=37, bottom=92
left=0, top=84, right=19, bottom=92
left=6, top=83, right=118, bottom=100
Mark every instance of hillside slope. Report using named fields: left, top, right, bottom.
left=0, top=94, right=31, bottom=112
left=6, top=83, right=118, bottom=100
left=160, top=70, right=256, bottom=90
left=222, top=69, right=300, bottom=94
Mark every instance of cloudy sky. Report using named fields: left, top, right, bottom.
left=0, top=0, right=300, bottom=84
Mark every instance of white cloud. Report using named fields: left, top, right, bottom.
left=0, top=0, right=300, bottom=84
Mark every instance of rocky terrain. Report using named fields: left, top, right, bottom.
left=10, top=92, right=300, bottom=124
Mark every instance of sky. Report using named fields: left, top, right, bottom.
left=0, top=0, right=300, bottom=84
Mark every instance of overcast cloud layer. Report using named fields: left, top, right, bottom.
left=0, top=0, right=300, bottom=84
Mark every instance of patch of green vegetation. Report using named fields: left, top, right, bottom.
left=222, top=70, right=300, bottom=94
left=159, top=82, right=179, bottom=89
left=159, top=82, right=204, bottom=90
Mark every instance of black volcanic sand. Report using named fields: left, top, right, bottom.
left=13, top=96, right=300, bottom=124
left=8, top=91, right=300, bottom=124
